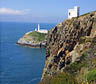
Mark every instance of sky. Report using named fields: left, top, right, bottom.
left=0, top=0, right=96, bottom=23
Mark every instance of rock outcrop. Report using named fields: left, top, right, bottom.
left=41, top=11, right=96, bottom=82
left=17, top=31, right=47, bottom=48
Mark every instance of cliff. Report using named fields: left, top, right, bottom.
left=40, top=11, right=96, bottom=84
left=17, top=31, right=47, bottom=48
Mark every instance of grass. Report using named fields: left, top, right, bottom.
left=79, top=37, right=92, bottom=44
left=80, top=11, right=96, bottom=17
left=85, top=68, right=96, bottom=83
left=65, top=52, right=87, bottom=75
left=28, top=31, right=47, bottom=41
left=39, top=72, right=78, bottom=84
left=80, top=12, right=90, bottom=17
left=93, top=37, right=96, bottom=45
left=51, top=72, right=78, bottom=84
left=65, top=61, right=84, bottom=75
left=39, top=48, right=96, bottom=84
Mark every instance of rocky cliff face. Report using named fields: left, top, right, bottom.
left=42, top=11, right=96, bottom=80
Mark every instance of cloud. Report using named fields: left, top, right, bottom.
left=0, top=8, right=30, bottom=15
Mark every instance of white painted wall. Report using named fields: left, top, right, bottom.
left=38, top=30, right=48, bottom=33
left=68, top=6, right=80, bottom=19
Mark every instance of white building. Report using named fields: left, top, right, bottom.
left=35, top=24, right=48, bottom=33
left=68, top=6, right=80, bottom=19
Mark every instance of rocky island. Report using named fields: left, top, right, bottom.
left=39, top=11, right=96, bottom=84
left=17, top=31, right=47, bottom=48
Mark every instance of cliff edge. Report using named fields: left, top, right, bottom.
left=40, top=11, right=96, bottom=84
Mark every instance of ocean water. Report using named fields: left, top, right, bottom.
left=0, top=22, right=56, bottom=84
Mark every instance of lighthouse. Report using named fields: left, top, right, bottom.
left=35, top=24, right=48, bottom=33
left=38, top=24, right=40, bottom=31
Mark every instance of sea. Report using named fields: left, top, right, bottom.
left=0, top=22, right=56, bottom=84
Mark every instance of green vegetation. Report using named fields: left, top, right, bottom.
left=69, top=62, right=84, bottom=73
left=65, top=52, right=88, bottom=75
left=40, top=37, right=96, bottom=84
left=94, top=37, right=96, bottom=41
left=51, top=72, right=77, bottom=84
left=85, top=68, right=96, bottom=83
left=80, top=11, right=96, bottom=17
left=93, top=37, right=96, bottom=45
left=79, top=37, right=87, bottom=44
left=79, top=37, right=92, bottom=44
left=65, top=61, right=85, bottom=77
left=80, top=12, right=90, bottom=17
left=28, top=31, right=47, bottom=41
left=39, top=72, right=78, bottom=84
left=39, top=11, right=96, bottom=84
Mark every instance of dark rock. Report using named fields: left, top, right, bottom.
left=42, top=11, right=96, bottom=80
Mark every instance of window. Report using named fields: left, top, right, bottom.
left=69, top=12, right=71, bottom=15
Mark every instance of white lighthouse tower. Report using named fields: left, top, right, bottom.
left=38, top=24, right=40, bottom=31
left=35, top=24, right=48, bottom=33
left=68, top=6, right=80, bottom=19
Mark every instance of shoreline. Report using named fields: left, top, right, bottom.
left=16, top=42, right=46, bottom=48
